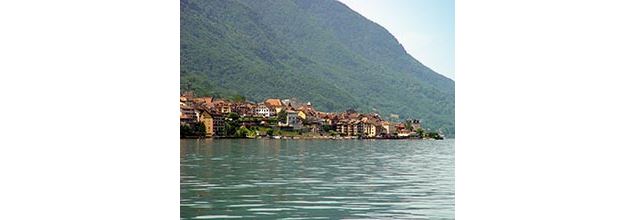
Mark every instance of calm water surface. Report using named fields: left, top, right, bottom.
left=181, top=139, right=454, bottom=219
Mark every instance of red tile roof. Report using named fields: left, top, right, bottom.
left=264, top=99, right=283, bottom=107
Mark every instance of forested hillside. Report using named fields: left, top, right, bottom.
left=180, top=0, right=455, bottom=136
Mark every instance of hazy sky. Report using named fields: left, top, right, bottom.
left=338, top=0, right=454, bottom=80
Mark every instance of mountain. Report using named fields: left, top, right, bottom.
left=180, top=0, right=455, bottom=136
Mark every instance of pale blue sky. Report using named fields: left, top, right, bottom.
left=338, top=0, right=454, bottom=80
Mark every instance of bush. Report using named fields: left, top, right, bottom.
left=415, top=128, right=425, bottom=138
left=180, top=125, right=192, bottom=138
left=266, top=128, right=274, bottom=136
left=227, top=112, right=240, bottom=120
left=424, top=132, right=443, bottom=140
left=235, top=126, right=251, bottom=137
left=180, top=122, right=206, bottom=138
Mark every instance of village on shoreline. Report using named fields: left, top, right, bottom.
left=180, top=91, right=444, bottom=140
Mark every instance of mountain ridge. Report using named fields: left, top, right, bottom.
left=180, top=0, right=455, bottom=136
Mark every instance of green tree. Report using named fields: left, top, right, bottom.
left=424, top=132, right=443, bottom=140
left=235, top=126, right=251, bottom=137
left=415, top=128, right=425, bottom=138
left=268, top=117, right=279, bottom=125
left=180, top=125, right=192, bottom=138
left=266, top=128, right=274, bottom=136
left=230, top=95, right=246, bottom=102
left=227, top=112, right=240, bottom=120
left=193, top=122, right=207, bottom=138
left=180, top=122, right=206, bottom=138
left=278, top=110, right=287, bottom=124
left=405, top=121, right=413, bottom=131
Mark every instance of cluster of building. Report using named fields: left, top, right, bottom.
left=180, top=91, right=424, bottom=138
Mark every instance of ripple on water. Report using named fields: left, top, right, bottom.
left=296, top=179, right=324, bottom=184
left=286, top=193, right=320, bottom=196
left=278, top=200, right=341, bottom=204
left=193, top=215, right=242, bottom=219
left=280, top=218, right=330, bottom=220
left=247, top=207, right=295, bottom=212
left=226, top=204, right=265, bottom=208
left=191, top=204, right=212, bottom=209
left=253, top=182, right=287, bottom=186
left=310, top=186, right=333, bottom=190
left=341, top=205, right=372, bottom=211
left=238, top=194, right=259, bottom=197
left=253, top=212, right=276, bottom=215
left=181, top=139, right=455, bottom=219
left=291, top=205, right=342, bottom=210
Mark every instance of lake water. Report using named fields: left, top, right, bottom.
left=181, top=139, right=454, bottom=219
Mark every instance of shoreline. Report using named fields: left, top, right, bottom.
left=181, top=136, right=445, bottom=140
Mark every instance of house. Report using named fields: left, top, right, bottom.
left=212, top=100, right=232, bottom=114
left=336, top=119, right=347, bottom=135
left=319, top=112, right=335, bottom=126
left=362, top=118, right=383, bottom=138
left=278, top=110, right=302, bottom=130
left=193, top=97, right=213, bottom=108
left=180, top=105, right=198, bottom=126
left=336, top=119, right=363, bottom=136
left=375, top=122, right=387, bottom=136
left=297, top=110, right=307, bottom=120
left=368, top=124, right=377, bottom=137
left=234, top=102, right=256, bottom=117
left=395, top=123, right=412, bottom=137
left=254, top=103, right=273, bottom=117
left=382, top=121, right=393, bottom=136
left=196, top=108, right=214, bottom=138
left=352, top=120, right=363, bottom=136
left=397, top=129, right=412, bottom=137
left=284, top=102, right=295, bottom=112
left=223, top=107, right=231, bottom=114
left=264, top=98, right=284, bottom=113
left=212, top=113, right=225, bottom=136
left=302, top=116, right=323, bottom=133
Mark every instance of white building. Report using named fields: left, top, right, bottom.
left=254, top=103, right=272, bottom=117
